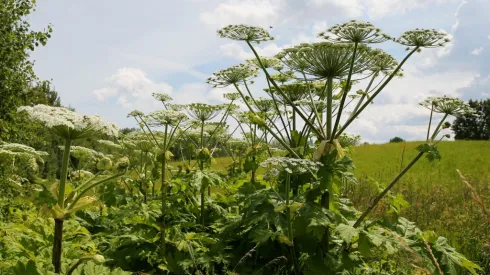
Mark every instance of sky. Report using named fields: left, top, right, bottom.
left=28, top=0, right=490, bottom=143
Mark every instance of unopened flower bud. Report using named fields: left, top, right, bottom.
left=97, top=157, right=113, bottom=171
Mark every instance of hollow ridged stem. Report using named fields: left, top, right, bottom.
left=326, top=77, right=334, bottom=140
left=332, top=42, right=358, bottom=138
left=58, top=139, right=72, bottom=207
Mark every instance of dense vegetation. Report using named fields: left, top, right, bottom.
left=0, top=2, right=487, bottom=274
left=452, top=99, right=490, bottom=140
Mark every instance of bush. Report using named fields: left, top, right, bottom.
left=389, top=137, right=405, bottom=143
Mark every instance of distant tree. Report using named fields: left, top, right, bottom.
left=389, top=137, right=405, bottom=143
left=0, top=0, right=53, bottom=141
left=452, top=99, right=490, bottom=140
left=120, top=127, right=140, bottom=135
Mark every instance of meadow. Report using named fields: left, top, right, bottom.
left=350, top=141, right=490, bottom=270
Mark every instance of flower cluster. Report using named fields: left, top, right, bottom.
left=253, top=98, right=275, bottom=113
left=370, top=49, right=400, bottom=76
left=18, top=105, right=118, bottom=139
left=70, top=170, right=94, bottom=180
left=265, top=82, right=314, bottom=103
left=122, top=132, right=156, bottom=152
left=246, top=56, right=281, bottom=69
left=97, top=140, right=123, bottom=150
left=145, top=110, right=188, bottom=126
left=61, top=146, right=104, bottom=163
left=186, top=103, right=225, bottom=122
left=217, top=24, right=274, bottom=43
left=152, top=93, right=173, bottom=103
left=128, top=110, right=144, bottom=118
left=294, top=99, right=331, bottom=113
left=276, top=42, right=378, bottom=79
left=223, top=92, right=241, bottom=101
left=207, top=64, right=259, bottom=87
left=396, top=29, right=451, bottom=48
left=420, top=96, right=477, bottom=116
left=0, top=143, right=47, bottom=179
left=269, top=70, right=295, bottom=84
left=260, top=157, right=323, bottom=177
left=318, top=20, right=392, bottom=44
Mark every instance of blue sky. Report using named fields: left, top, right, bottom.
left=28, top=0, right=490, bottom=143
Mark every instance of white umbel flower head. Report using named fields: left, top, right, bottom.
left=217, top=24, right=274, bottom=43
left=396, top=29, right=451, bottom=48
left=260, top=157, right=322, bottom=177
left=152, top=93, right=173, bottom=103
left=420, top=96, right=477, bottom=116
left=18, top=105, right=118, bottom=139
left=318, top=20, right=392, bottom=44
left=145, top=110, right=188, bottom=126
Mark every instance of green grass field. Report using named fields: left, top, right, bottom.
left=349, top=140, right=490, bottom=268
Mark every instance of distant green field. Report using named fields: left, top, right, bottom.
left=350, top=141, right=490, bottom=268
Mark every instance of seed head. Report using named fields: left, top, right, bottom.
left=223, top=92, right=241, bottom=101
left=420, top=96, right=477, bottom=116
left=207, top=64, right=259, bottom=87
left=145, top=110, right=188, bottom=126
left=318, top=20, right=392, bottom=44
left=152, top=93, right=173, bottom=103
left=217, top=24, right=274, bottom=43
left=185, top=103, right=225, bottom=122
left=246, top=56, right=281, bottom=69
left=276, top=42, right=378, bottom=79
left=396, top=29, right=451, bottom=48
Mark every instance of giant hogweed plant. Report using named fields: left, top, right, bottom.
left=17, top=104, right=127, bottom=274
left=127, top=104, right=190, bottom=257
left=211, top=21, right=481, bottom=274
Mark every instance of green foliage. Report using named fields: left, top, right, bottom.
left=0, top=0, right=53, bottom=141
left=389, top=137, right=405, bottom=143
left=452, top=99, right=490, bottom=140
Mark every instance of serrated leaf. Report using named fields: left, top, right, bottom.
left=334, top=224, right=359, bottom=243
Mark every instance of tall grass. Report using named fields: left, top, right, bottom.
left=348, top=140, right=490, bottom=271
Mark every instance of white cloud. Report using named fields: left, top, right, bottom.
left=364, top=0, right=457, bottom=19
left=220, top=42, right=283, bottom=60
left=471, top=47, right=484, bottom=56
left=307, top=0, right=363, bottom=17
left=347, top=61, right=478, bottom=141
left=291, top=21, right=327, bottom=44
left=200, top=0, right=282, bottom=26
left=93, top=67, right=173, bottom=111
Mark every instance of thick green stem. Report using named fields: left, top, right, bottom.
left=285, top=174, right=292, bottom=241
left=161, top=124, right=169, bottom=256
left=353, top=151, right=424, bottom=228
left=337, top=47, right=419, bottom=137
left=430, top=113, right=448, bottom=141
left=426, top=104, right=434, bottom=141
left=332, top=42, right=358, bottom=138
left=53, top=139, right=71, bottom=273
left=200, top=161, right=205, bottom=226
left=52, top=218, right=63, bottom=273
left=58, top=139, right=72, bottom=207
left=326, top=77, right=334, bottom=140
